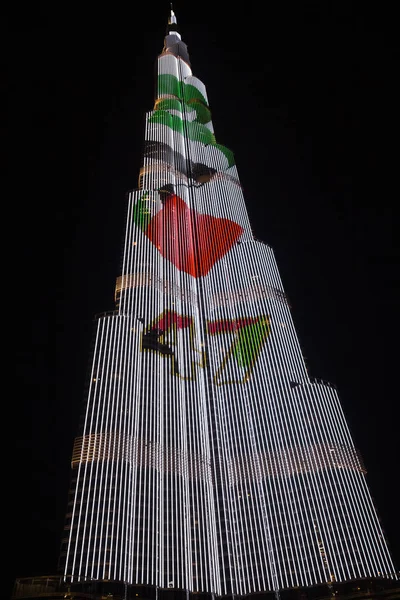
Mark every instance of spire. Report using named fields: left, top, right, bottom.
left=166, top=4, right=179, bottom=35
left=169, top=4, right=177, bottom=26
left=163, top=5, right=191, bottom=65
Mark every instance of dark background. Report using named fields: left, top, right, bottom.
left=6, top=1, right=399, bottom=596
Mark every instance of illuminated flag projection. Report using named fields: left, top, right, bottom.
left=132, top=191, right=243, bottom=277
left=61, top=9, right=398, bottom=599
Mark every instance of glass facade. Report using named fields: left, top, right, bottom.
left=59, top=9, right=398, bottom=597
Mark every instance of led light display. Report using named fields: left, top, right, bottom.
left=60, top=9, right=398, bottom=597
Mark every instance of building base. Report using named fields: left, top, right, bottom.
left=11, top=577, right=400, bottom=600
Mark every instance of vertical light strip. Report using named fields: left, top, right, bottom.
left=61, top=20, right=398, bottom=597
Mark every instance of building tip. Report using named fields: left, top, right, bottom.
left=169, top=3, right=177, bottom=24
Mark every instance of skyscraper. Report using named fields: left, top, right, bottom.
left=13, top=8, right=398, bottom=600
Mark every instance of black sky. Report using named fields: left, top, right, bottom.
left=7, top=1, right=400, bottom=596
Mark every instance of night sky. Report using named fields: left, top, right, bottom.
left=8, top=1, right=399, bottom=596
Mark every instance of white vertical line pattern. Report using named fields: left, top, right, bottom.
left=61, top=14, right=398, bottom=598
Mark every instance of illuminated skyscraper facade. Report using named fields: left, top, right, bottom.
left=59, top=10, right=397, bottom=598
